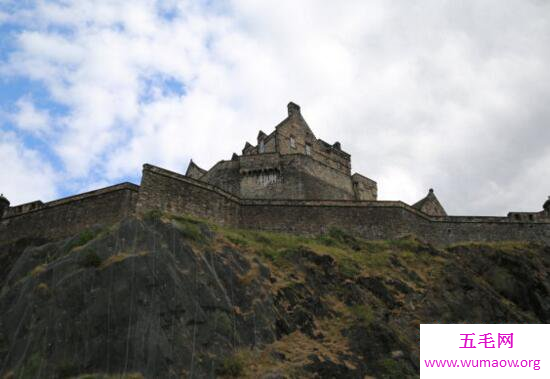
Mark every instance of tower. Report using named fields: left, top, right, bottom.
left=0, top=194, right=9, bottom=218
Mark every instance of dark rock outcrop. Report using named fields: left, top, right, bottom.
left=0, top=216, right=548, bottom=378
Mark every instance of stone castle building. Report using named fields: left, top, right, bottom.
left=1, top=102, right=550, bottom=246
left=185, top=102, right=377, bottom=202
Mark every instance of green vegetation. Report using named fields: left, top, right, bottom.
left=56, top=360, right=79, bottom=378
left=170, top=215, right=209, bottom=244
left=348, top=304, right=375, bottom=326
left=31, top=264, right=46, bottom=277
left=34, top=282, right=50, bottom=297
left=72, top=374, right=144, bottom=379
left=142, top=209, right=163, bottom=223
left=65, top=229, right=102, bottom=253
left=79, top=251, right=102, bottom=268
left=212, top=309, right=233, bottom=337
left=18, top=352, right=41, bottom=379
left=216, top=354, right=245, bottom=377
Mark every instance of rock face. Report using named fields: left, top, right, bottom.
left=0, top=214, right=549, bottom=378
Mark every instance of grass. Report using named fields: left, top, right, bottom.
left=65, top=229, right=103, bottom=253
left=216, top=353, right=245, bottom=377
left=168, top=214, right=210, bottom=244
left=348, top=304, right=375, bottom=326
left=31, top=264, right=46, bottom=277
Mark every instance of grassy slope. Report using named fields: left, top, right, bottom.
left=1, top=211, right=548, bottom=378
left=167, top=213, right=548, bottom=378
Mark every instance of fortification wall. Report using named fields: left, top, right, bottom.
left=239, top=200, right=428, bottom=239
left=239, top=154, right=354, bottom=200
left=137, top=169, right=550, bottom=245
left=422, top=218, right=550, bottom=245
left=0, top=183, right=139, bottom=244
left=136, top=164, right=240, bottom=226
left=239, top=201, right=550, bottom=245
left=286, top=155, right=353, bottom=198
left=3, top=164, right=549, bottom=248
left=199, top=160, right=241, bottom=195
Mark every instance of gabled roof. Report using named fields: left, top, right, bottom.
left=412, top=188, right=447, bottom=216
left=185, top=159, right=207, bottom=179
left=274, top=101, right=316, bottom=140
left=257, top=130, right=267, bottom=140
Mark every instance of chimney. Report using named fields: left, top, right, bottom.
left=287, top=102, right=301, bottom=116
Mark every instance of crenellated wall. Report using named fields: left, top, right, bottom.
left=136, top=164, right=550, bottom=246
left=0, top=183, right=139, bottom=245
left=2, top=163, right=549, bottom=248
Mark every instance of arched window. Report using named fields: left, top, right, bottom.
left=290, top=136, right=296, bottom=148
left=259, top=140, right=265, bottom=153
left=305, top=143, right=311, bottom=155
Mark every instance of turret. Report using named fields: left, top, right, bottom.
left=0, top=194, right=9, bottom=218
left=544, top=196, right=550, bottom=215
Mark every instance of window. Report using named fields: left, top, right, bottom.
left=305, top=143, right=311, bottom=155
left=290, top=136, right=296, bottom=148
left=259, top=140, right=265, bottom=153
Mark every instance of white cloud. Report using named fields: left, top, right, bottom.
left=0, top=131, right=57, bottom=204
left=1, top=0, right=550, bottom=214
left=11, top=97, right=51, bottom=134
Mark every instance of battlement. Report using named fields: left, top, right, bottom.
left=2, top=102, right=550, bottom=247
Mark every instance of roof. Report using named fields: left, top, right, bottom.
left=412, top=188, right=447, bottom=216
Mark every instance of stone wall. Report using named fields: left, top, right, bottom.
left=352, top=173, right=378, bottom=200
left=136, top=164, right=240, bottom=226
left=3, top=163, right=549, bottom=248
left=137, top=168, right=550, bottom=246
left=0, top=183, right=139, bottom=245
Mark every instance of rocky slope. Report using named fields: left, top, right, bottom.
left=0, top=212, right=549, bottom=378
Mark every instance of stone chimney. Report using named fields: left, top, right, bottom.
left=544, top=196, right=550, bottom=214
left=0, top=194, right=9, bottom=218
left=287, top=102, right=301, bottom=116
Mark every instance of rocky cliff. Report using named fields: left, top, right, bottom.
left=0, top=212, right=549, bottom=378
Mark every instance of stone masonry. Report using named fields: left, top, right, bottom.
left=1, top=102, right=550, bottom=246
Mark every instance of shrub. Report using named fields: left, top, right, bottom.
left=216, top=355, right=245, bottom=377
left=65, top=229, right=101, bottom=253
left=80, top=251, right=102, bottom=268
left=143, top=209, right=163, bottom=223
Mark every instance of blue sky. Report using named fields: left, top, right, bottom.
left=1, top=0, right=550, bottom=215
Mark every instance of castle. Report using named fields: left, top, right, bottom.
left=1, top=102, right=550, bottom=246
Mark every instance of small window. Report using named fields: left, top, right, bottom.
left=305, top=144, right=311, bottom=155
left=259, top=140, right=265, bottom=153
left=290, top=136, right=296, bottom=148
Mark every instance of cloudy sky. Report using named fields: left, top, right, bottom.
left=1, top=0, right=549, bottom=215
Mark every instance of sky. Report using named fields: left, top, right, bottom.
left=0, top=0, right=549, bottom=216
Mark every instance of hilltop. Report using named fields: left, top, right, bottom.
left=0, top=212, right=549, bottom=378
